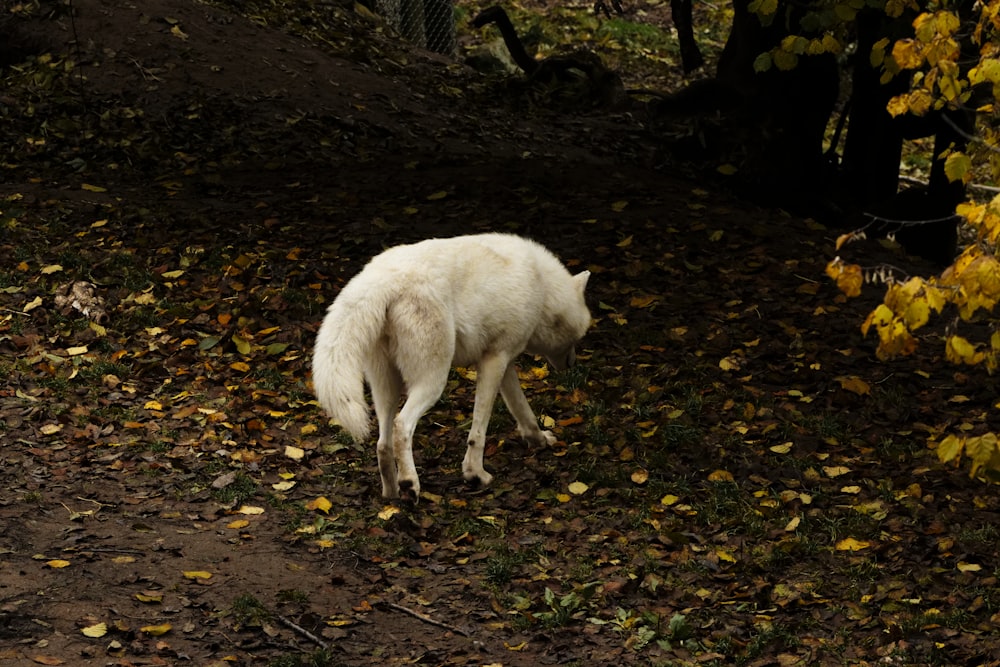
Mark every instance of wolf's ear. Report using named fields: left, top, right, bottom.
left=574, top=270, right=590, bottom=294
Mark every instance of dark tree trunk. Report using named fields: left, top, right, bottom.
left=713, top=0, right=840, bottom=213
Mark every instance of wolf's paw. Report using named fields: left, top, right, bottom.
left=397, top=478, right=421, bottom=503
left=519, top=427, right=558, bottom=446
left=463, top=469, right=494, bottom=489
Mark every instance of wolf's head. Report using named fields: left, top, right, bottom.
left=532, top=270, right=592, bottom=371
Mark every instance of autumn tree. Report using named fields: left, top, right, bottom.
left=822, top=0, right=1000, bottom=480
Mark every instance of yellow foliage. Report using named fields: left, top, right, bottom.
left=826, top=258, right=862, bottom=297
left=892, top=38, right=924, bottom=69
left=939, top=433, right=1000, bottom=479
left=945, top=335, right=983, bottom=365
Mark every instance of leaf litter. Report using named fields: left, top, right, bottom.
left=0, top=0, right=999, bottom=665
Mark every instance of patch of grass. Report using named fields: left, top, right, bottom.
left=253, top=366, right=285, bottom=390
left=267, top=649, right=341, bottom=667
left=230, top=593, right=270, bottom=628
left=38, top=375, right=71, bottom=398
left=277, top=589, right=310, bottom=604
left=212, top=471, right=259, bottom=505
left=595, top=18, right=676, bottom=52
left=740, top=623, right=801, bottom=664
left=79, top=359, right=132, bottom=382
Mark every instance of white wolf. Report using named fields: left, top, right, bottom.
left=312, top=233, right=591, bottom=499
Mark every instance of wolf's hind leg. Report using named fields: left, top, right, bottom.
left=499, top=363, right=557, bottom=446
left=369, top=359, right=403, bottom=498
left=392, top=370, right=448, bottom=501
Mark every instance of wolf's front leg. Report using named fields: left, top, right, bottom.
left=462, top=355, right=507, bottom=487
left=499, top=364, right=557, bottom=446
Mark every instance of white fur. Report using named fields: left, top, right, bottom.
left=312, top=233, right=591, bottom=499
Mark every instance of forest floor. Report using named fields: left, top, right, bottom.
left=1, top=1, right=999, bottom=666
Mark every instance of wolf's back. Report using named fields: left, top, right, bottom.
left=312, top=279, right=391, bottom=442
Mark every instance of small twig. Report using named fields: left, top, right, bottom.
left=384, top=602, right=470, bottom=637
left=64, top=547, right=145, bottom=556
left=276, top=615, right=329, bottom=649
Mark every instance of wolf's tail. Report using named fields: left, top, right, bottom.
left=311, top=283, right=390, bottom=442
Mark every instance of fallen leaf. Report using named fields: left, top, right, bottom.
left=378, top=506, right=400, bottom=521
left=307, top=496, right=332, bottom=513
left=183, top=571, right=213, bottom=580
left=568, top=481, right=589, bottom=495
left=81, top=622, right=107, bottom=637
left=140, top=623, right=172, bottom=635
left=835, top=538, right=872, bottom=551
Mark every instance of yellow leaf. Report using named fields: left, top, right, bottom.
left=630, top=469, right=649, bottom=485
left=717, top=163, right=738, bottom=175
left=568, top=481, right=589, bottom=495
left=840, top=485, right=862, bottom=494
left=284, top=445, right=305, bottom=461
left=81, top=183, right=107, bottom=192
left=708, top=470, right=734, bottom=482
left=46, top=559, right=71, bottom=568
left=237, top=505, right=265, bottom=515
left=145, top=400, right=164, bottom=411
left=426, top=190, right=448, bottom=200
left=616, top=235, right=633, bottom=247
left=716, top=548, right=737, bottom=563
left=232, top=334, right=251, bottom=355
left=140, top=623, right=172, bottom=635
left=135, top=592, right=163, bottom=603
left=170, top=24, right=188, bottom=40
left=946, top=335, right=982, bottom=365
left=161, top=269, right=184, bottom=279
left=611, top=200, right=629, bottom=212
left=23, top=296, right=43, bottom=312
left=378, top=505, right=400, bottom=521
left=891, top=38, right=924, bottom=69
left=835, top=537, right=872, bottom=551
left=66, top=345, right=88, bottom=356
left=230, top=361, right=250, bottom=372
left=784, top=516, right=801, bottom=532
left=183, top=570, right=213, bottom=580
left=937, top=434, right=963, bottom=463
left=81, top=623, right=107, bottom=638
left=300, top=423, right=318, bottom=435
left=227, top=519, right=250, bottom=530
left=307, top=496, right=333, bottom=513
left=556, top=493, right=572, bottom=503
left=660, top=494, right=680, bottom=506
left=770, top=442, right=793, bottom=454
left=823, top=465, right=851, bottom=478
left=837, top=376, right=871, bottom=395
left=40, top=424, right=63, bottom=435
left=957, top=561, right=982, bottom=572
left=271, top=480, right=296, bottom=492
left=40, top=264, right=63, bottom=274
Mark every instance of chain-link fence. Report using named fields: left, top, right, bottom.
left=375, top=0, right=456, bottom=55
